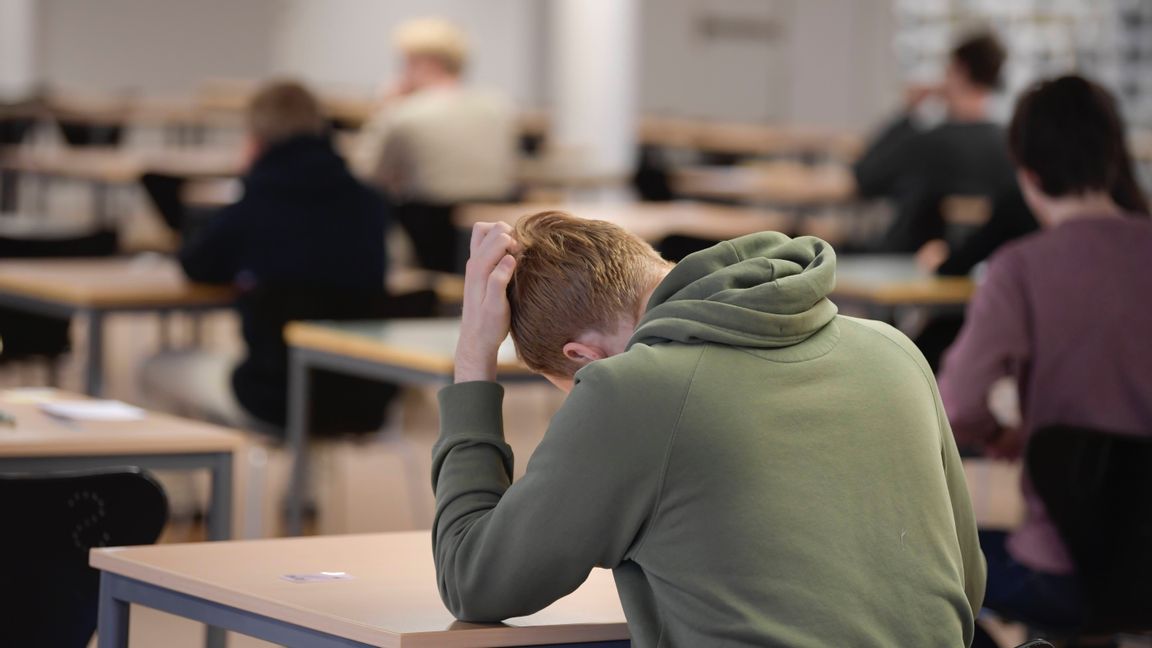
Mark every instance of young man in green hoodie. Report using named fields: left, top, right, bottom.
left=434, top=211, right=985, bottom=647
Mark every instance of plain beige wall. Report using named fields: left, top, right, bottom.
left=31, top=0, right=901, bottom=127
left=36, top=0, right=279, bottom=96
left=639, top=0, right=900, bottom=128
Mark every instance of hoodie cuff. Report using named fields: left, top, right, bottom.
left=438, top=381, right=506, bottom=440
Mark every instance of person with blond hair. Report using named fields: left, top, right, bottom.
left=431, top=212, right=986, bottom=646
left=354, top=17, right=517, bottom=273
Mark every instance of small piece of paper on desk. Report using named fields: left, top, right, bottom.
left=281, top=572, right=353, bottom=584
left=40, top=400, right=147, bottom=422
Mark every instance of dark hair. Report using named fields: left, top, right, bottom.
left=1008, top=74, right=1149, bottom=217
left=952, top=32, right=1006, bottom=90
left=247, top=80, right=327, bottom=145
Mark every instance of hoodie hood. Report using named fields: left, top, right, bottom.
left=629, top=232, right=838, bottom=350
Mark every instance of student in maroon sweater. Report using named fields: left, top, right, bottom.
left=938, top=75, right=1151, bottom=644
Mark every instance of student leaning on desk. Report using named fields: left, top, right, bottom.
left=432, top=212, right=985, bottom=646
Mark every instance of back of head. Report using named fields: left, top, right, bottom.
left=1008, top=74, right=1149, bottom=215
left=247, top=80, right=327, bottom=146
left=509, top=211, right=669, bottom=378
left=394, top=17, right=468, bottom=76
left=951, top=31, right=1006, bottom=90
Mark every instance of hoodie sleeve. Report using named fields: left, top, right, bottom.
left=431, top=350, right=697, bottom=622
left=938, top=249, right=1031, bottom=446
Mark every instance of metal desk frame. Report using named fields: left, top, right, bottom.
left=283, top=345, right=541, bottom=536
left=0, top=289, right=232, bottom=396
left=97, top=572, right=629, bottom=648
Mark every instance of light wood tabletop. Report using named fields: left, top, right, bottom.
left=0, top=147, right=244, bottom=184
left=91, top=531, right=628, bottom=648
left=833, top=255, right=974, bottom=306
left=285, top=318, right=530, bottom=380
left=672, top=162, right=856, bottom=207
left=456, top=201, right=793, bottom=243
left=0, top=257, right=235, bottom=309
left=0, top=389, right=244, bottom=458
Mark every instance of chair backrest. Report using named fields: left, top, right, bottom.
left=0, top=468, right=168, bottom=648
left=139, top=172, right=188, bottom=233
left=1027, top=425, right=1152, bottom=632
left=0, top=228, right=119, bottom=258
left=236, top=282, right=440, bottom=433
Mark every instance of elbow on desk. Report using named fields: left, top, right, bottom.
left=435, top=547, right=545, bottom=623
left=437, top=575, right=537, bottom=624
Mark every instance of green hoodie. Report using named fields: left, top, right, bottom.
left=432, top=232, right=985, bottom=647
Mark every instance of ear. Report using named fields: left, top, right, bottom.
left=562, top=341, right=605, bottom=368
left=1016, top=168, right=1040, bottom=194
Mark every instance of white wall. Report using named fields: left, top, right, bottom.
left=639, top=0, right=792, bottom=122
left=270, top=0, right=545, bottom=107
left=784, top=0, right=901, bottom=128
left=30, top=0, right=900, bottom=128
left=0, top=0, right=37, bottom=100
left=36, top=0, right=279, bottom=96
left=639, top=0, right=901, bottom=128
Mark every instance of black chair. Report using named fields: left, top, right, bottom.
left=56, top=120, right=124, bottom=148
left=139, top=172, right=188, bottom=233
left=0, top=468, right=168, bottom=648
left=235, top=283, right=440, bottom=434
left=0, top=229, right=120, bottom=383
left=1027, top=425, right=1152, bottom=640
left=1, top=112, right=39, bottom=213
left=393, top=202, right=464, bottom=274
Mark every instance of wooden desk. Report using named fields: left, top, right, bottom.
left=0, top=147, right=243, bottom=222
left=672, top=162, right=856, bottom=208
left=1, top=146, right=243, bottom=183
left=282, top=318, right=534, bottom=535
left=92, top=531, right=628, bottom=648
left=832, top=255, right=975, bottom=310
left=0, top=257, right=236, bottom=395
left=456, top=201, right=793, bottom=244
left=0, top=388, right=243, bottom=541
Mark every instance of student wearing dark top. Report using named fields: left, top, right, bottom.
left=855, top=32, right=1029, bottom=256
left=939, top=75, right=1151, bottom=647
left=142, top=81, right=391, bottom=434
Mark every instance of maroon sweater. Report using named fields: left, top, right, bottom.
left=939, top=214, right=1152, bottom=574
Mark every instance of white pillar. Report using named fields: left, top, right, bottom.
left=549, top=0, right=638, bottom=198
left=0, top=0, right=37, bottom=101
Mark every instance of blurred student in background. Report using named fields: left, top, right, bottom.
left=854, top=31, right=1035, bottom=265
left=354, top=17, right=518, bottom=273
left=939, top=75, right=1151, bottom=645
left=143, top=80, right=394, bottom=435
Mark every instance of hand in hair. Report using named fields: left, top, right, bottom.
left=455, top=222, right=520, bottom=383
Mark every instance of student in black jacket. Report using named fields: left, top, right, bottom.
left=855, top=32, right=1031, bottom=256
left=142, top=81, right=392, bottom=435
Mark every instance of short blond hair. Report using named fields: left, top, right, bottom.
left=394, top=17, right=468, bottom=75
left=247, top=80, right=326, bottom=145
left=509, top=211, right=670, bottom=378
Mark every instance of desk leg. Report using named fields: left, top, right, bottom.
left=86, top=311, right=106, bottom=397
left=93, top=182, right=112, bottom=227
left=97, top=574, right=130, bottom=648
left=206, top=452, right=234, bottom=541
left=205, top=625, right=226, bottom=648
left=286, top=350, right=311, bottom=536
